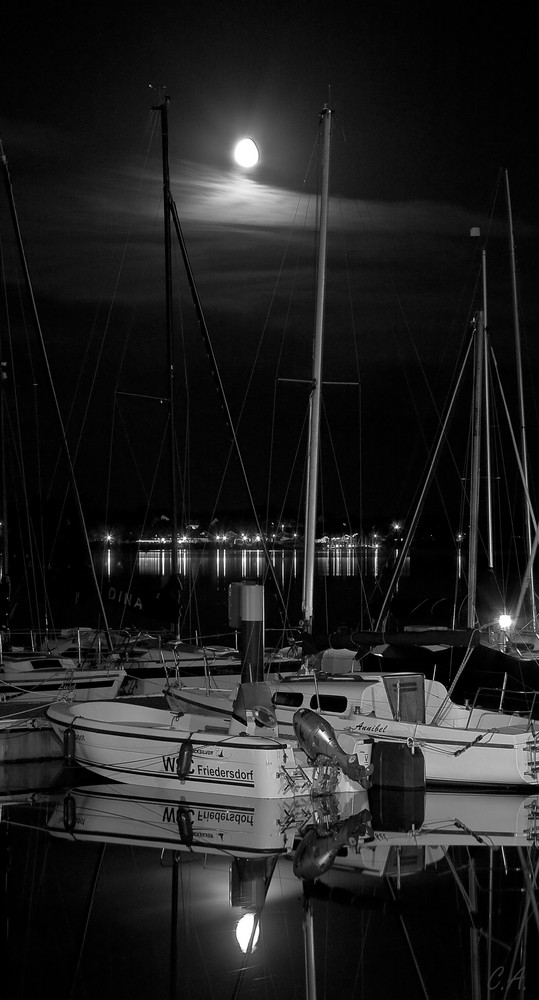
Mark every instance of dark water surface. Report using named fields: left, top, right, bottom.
left=3, top=767, right=539, bottom=1000
left=4, top=545, right=538, bottom=999
left=90, top=541, right=458, bottom=642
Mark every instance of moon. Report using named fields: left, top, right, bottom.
left=233, top=138, right=259, bottom=168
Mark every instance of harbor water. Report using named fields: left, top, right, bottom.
left=3, top=543, right=539, bottom=999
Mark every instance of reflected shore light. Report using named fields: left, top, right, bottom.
left=234, top=138, right=259, bottom=168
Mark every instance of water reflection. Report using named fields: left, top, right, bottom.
left=4, top=772, right=539, bottom=999
left=98, top=544, right=392, bottom=586
left=96, top=542, right=410, bottom=634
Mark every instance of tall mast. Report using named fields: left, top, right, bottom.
left=467, top=311, right=485, bottom=628
left=481, top=244, right=495, bottom=570
left=0, top=331, right=9, bottom=630
left=505, top=170, right=536, bottom=629
left=153, top=97, right=179, bottom=587
left=301, top=105, right=332, bottom=634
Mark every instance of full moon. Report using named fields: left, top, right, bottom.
left=233, top=138, right=259, bottom=168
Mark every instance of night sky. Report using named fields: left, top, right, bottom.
left=1, top=2, right=538, bottom=534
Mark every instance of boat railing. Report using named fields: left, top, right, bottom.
left=469, top=681, right=539, bottom=729
left=1, top=629, right=40, bottom=657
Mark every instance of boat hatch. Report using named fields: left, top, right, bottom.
left=28, top=659, right=69, bottom=672
left=382, top=674, right=426, bottom=723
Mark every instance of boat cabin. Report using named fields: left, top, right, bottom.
left=272, top=672, right=451, bottom=732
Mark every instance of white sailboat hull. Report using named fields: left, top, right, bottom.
left=356, top=717, right=539, bottom=787
left=272, top=673, right=539, bottom=788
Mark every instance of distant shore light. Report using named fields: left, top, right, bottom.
left=234, top=138, right=259, bottom=168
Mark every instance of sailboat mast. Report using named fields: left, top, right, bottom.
left=467, top=310, right=485, bottom=628
left=302, top=105, right=332, bottom=633
left=153, top=96, right=179, bottom=581
left=0, top=337, right=9, bottom=630
left=505, top=169, right=536, bottom=629
left=481, top=245, right=495, bottom=570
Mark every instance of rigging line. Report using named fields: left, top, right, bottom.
left=384, top=876, right=431, bottom=1000
left=488, top=346, right=537, bottom=534
left=479, top=166, right=505, bottom=252
left=80, top=112, right=162, bottom=532
left=375, top=333, right=475, bottom=630
left=1, top=319, right=47, bottom=626
left=173, top=270, right=192, bottom=529
left=114, top=395, right=170, bottom=505
left=489, top=346, right=539, bottom=624
left=318, top=392, right=371, bottom=618
left=516, top=846, right=539, bottom=933
left=114, top=412, right=170, bottom=631
left=265, top=195, right=312, bottom=531
left=275, top=396, right=309, bottom=522
left=68, top=843, right=107, bottom=1000
left=6, top=263, right=51, bottom=623
left=4, top=381, right=63, bottom=630
left=484, top=373, right=520, bottom=601
left=501, top=850, right=539, bottom=1000
left=29, top=348, right=48, bottom=625
left=430, top=638, right=478, bottom=718
left=98, top=120, right=164, bottom=457
left=320, top=394, right=356, bottom=539
left=350, top=189, right=478, bottom=425
left=167, top=198, right=291, bottom=628
left=337, top=193, right=364, bottom=537
left=237, top=186, right=315, bottom=437
left=439, top=847, right=479, bottom=922
left=386, top=279, right=480, bottom=538
left=45, top=117, right=161, bottom=527
left=1, top=139, right=114, bottom=643
left=235, top=126, right=318, bottom=529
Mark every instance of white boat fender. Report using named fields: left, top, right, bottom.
left=293, top=708, right=374, bottom=789
left=176, top=741, right=194, bottom=778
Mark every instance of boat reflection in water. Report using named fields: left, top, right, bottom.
left=4, top=777, right=539, bottom=999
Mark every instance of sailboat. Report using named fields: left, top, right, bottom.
left=356, top=173, right=539, bottom=661
left=0, top=140, right=126, bottom=736
left=478, top=172, right=539, bottom=660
